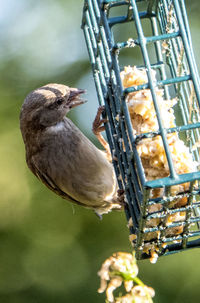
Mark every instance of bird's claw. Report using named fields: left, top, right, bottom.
left=92, top=106, right=108, bottom=135
left=92, top=106, right=111, bottom=158
left=117, top=189, right=126, bottom=206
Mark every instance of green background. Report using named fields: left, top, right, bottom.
left=0, top=0, right=200, bottom=302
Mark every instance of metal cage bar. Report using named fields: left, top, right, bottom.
left=82, top=0, right=200, bottom=260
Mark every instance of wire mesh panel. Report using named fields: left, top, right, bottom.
left=82, top=0, right=200, bottom=260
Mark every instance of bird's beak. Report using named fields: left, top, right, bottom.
left=68, top=88, right=87, bottom=108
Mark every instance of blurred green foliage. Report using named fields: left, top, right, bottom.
left=0, top=0, right=200, bottom=302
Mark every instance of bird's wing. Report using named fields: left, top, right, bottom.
left=28, top=159, right=86, bottom=207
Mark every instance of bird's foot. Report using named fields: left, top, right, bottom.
left=93, top=106, right=111, bottom=158
left=92, top=106, right=108, bottom=135
left=117, top=189, right=126, bottom=206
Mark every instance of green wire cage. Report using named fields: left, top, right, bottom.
left=82, top=0, right=200, bottom=260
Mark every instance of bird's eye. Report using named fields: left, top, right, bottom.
left=56, top=98, right=64, bottom=105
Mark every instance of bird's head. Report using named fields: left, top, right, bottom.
left=20, top=83, right=86, bottom=129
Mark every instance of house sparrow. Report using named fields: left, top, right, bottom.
left=20, top=83, right=122, bottom=216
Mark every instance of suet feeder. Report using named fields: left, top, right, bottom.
left=82, top=0, right=200, bottom=260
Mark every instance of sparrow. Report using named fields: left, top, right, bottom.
left=20, top=83, right=122, bottom=216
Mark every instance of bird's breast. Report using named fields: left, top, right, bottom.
left=46, top=121, right=65, bottom=133
left=33, top=118, right=117, bottom=205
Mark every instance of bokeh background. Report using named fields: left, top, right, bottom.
left=0, top=0, right=200, bottom=302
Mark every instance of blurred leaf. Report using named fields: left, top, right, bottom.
left=0, top=129, right=31, bottom=228
left=23, top=242, right=89, bottom=292
left=0, top=232, right=31, bottom=293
